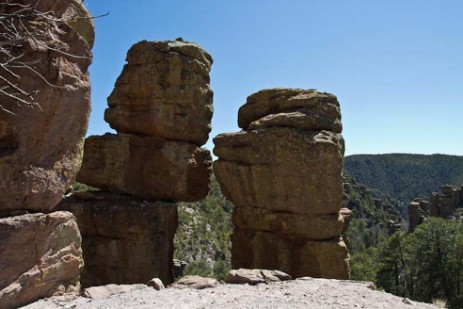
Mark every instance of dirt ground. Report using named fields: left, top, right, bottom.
left=22, top=277, right=438, bottom=309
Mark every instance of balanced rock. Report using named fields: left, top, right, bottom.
left=105, top=40, right=213, bottom=145
left=213, top=88, right=349, bottom=280
left=238, top=88, right=341, bottom=132
left=0, top=0, right=94, bottom=212
left=0, top=212, right=83, bottom=309
left=57, top=192, right=178, bottom=287
left=232, top=230, right=349, bottom=280
left=214, top=128, right=344, bottom=214
left=77, top=133, right=212, bottom=202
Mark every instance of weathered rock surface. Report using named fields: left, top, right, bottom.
left=83, top=284, right=146, bottom=300
left=77, top=133, right=212, bottom=202
left=224, top=269, right=291, bottom=285
left=0, top=0, right=94, bottom=212
left=238, top=88, right=341, bottom=132
left=214, top=128, right=344, bottom=215
left=248, top=108, right=342, bottom=132
left=171, top=276, right=219, bottom=290
left=233, top=207, right=348, bottom=240
left=0, top=212, right=83, bottom=309
left=232, top=230, right=350, bottom=280
left=57, top=192, right=178, bottom=287
left=105, top=40, right=213, bottom=145
left=214, top=88, right=349, bottom=280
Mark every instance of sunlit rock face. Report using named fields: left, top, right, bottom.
left=73, top=39, right=213, bottom=288
left=0, top=0, right=94, bottom=212
left=0, top=211, right=84, bottom=309
left=105, top=40, right=214, bottom=146
left=214, top=88, right=350, bottom=279
left=78, top=39, right=213, bottom=202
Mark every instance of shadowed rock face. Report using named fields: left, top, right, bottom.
left=231, top=230, right=350, bottom=280
left=105, top=40, right=213, bottom=146
left=57, top=192, right=178, bottom=286
left=0, top=0, right=94, bottom=212
left=0, top=212, right=83, bottom=309
left=214, top=88, right=350, bottom=279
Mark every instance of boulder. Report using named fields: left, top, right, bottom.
left=0, top=212, right=83, bottom=309
left=231, top=230, right=350, bottom=280
left=171, top=276, right=219, bottom=289
left=83, top=284, right=146, bottom=300
left=233, top=207, right=347, bottom=240
left=147, top=278, right=165, bottom=290
left=214, top=128, right=344, bottom=214
left=0, top=0, right=93, bottom=212
left=224, top=269, right=291, bottom=285
left=105, top=40, right=213, bottom=145
left=77, top=133, right=212, bottom=202
left=57, top=192, right=178, bottom=286
left=237, top=88, right=340, bottom=131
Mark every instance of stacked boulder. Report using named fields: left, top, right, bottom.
left=213, top=88, right=350, bottom=279
left=0, top=0, right=94, bottom=307
left=59, top=39, right=213, bottom=286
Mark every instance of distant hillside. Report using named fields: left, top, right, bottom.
left=344, top=154, right=463, bottom=208
left=343, top=174, right=402, bottom=252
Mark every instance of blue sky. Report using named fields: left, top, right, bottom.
left=84, top=0, right=463, bottom=156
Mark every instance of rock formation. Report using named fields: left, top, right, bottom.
left=213, top=88, right=350, bottom=279
left=77, top=39, right=213, bottom=202
left=0, top=212, right=83, bottom=309
left=58, top=192, right=178, bottom=287
left=409, top=185, right=463, bottom=232
left=104, top=40, right=213, bottom=145
left=0, top=0, right=94, bottom=212
left=77, top=133, right=211, bottom=202
left=408, top=198, right=429, bottom=233
left=0, top=1, right=94, bottom=307
left=65, top=39, right=214, bottom=286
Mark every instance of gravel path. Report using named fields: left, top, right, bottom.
left=23, top=278, right=438, bottom=309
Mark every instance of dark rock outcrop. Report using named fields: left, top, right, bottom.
left=214, top=88, right=349, bottom=279
left=0, top=212, right=83, bottom=309
left=58, top=192, right=178, bottom=287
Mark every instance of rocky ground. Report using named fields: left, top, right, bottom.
left=23, top=278, right=438, bottom=309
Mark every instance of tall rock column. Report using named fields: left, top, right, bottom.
left=77, top=40, right=213, bottom=202
left=213, top=88, right=350, bottom=279
left=63, top=39, right=213, bottom=286
left=0, top=1, right=94, bottom=307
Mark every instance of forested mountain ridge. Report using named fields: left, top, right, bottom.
left=344, top=154, right=463, bottom=209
